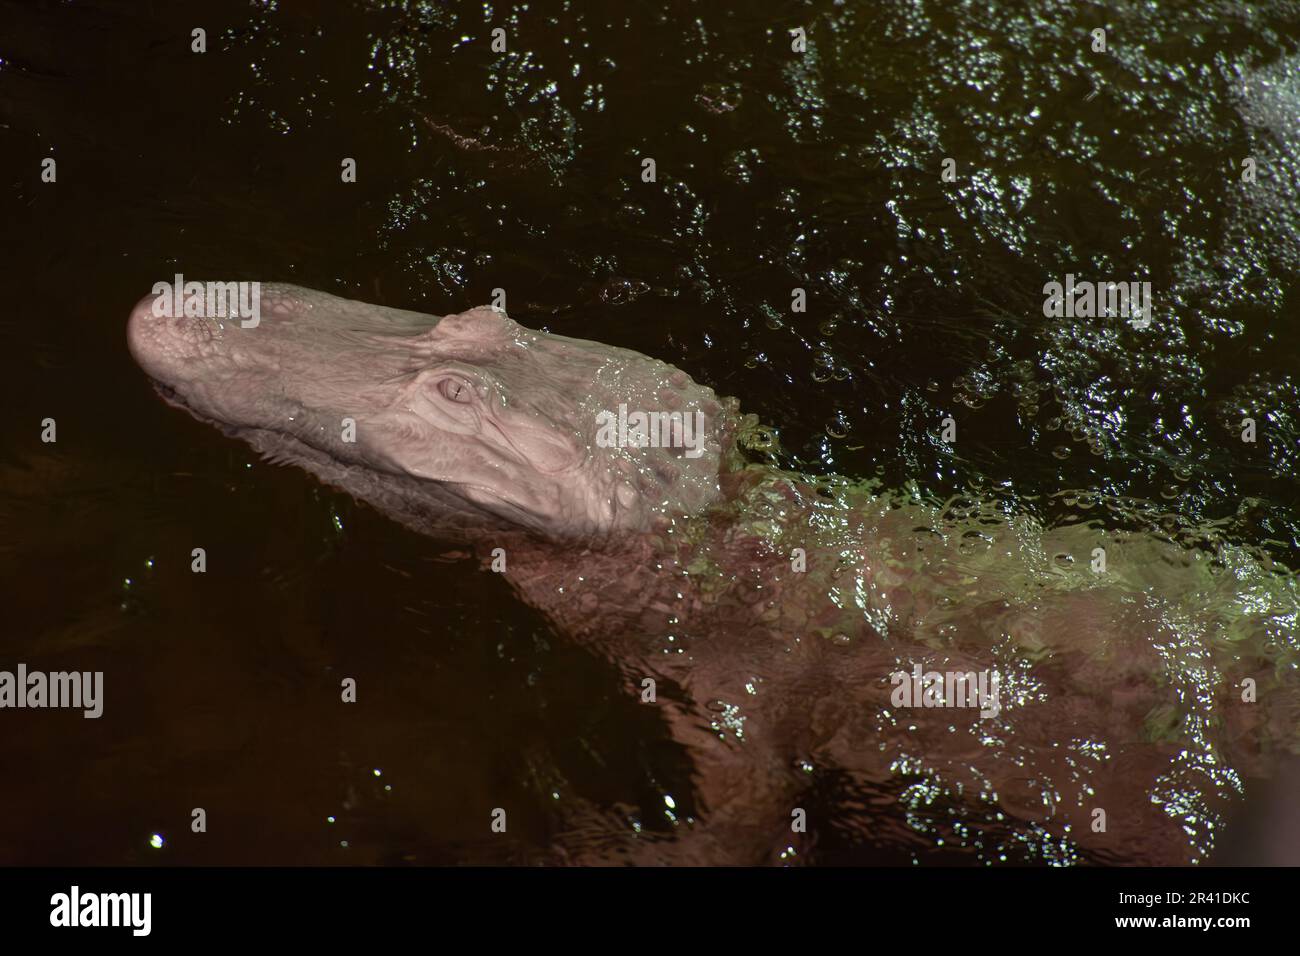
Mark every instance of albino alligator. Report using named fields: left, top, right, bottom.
left=127, top=284, right=1300, bottom=865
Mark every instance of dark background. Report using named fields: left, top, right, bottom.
left=0, top=0, right=1296, bottom=864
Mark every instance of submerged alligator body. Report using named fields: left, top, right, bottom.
left=128, top=284, right=1300, bottom=865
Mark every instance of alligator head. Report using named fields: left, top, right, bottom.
left=127, top=283, right=729, bottom=540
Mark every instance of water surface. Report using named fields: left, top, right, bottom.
left=0, top=0, right=1297, bottom=864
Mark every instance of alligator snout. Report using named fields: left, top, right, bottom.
left=127, top=283, right=318, bottom=389
left=128, top=295, right=210, bottom=383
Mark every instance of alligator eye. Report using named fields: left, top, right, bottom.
left=438, top=377, right=475, bottom=403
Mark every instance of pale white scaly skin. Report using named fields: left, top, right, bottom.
left=129, top=286, right=1300, bottom=865
left=128, top=284, right=726, bottom=541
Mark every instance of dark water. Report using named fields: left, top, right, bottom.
left=0, top=0, right=1297, bottom=864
